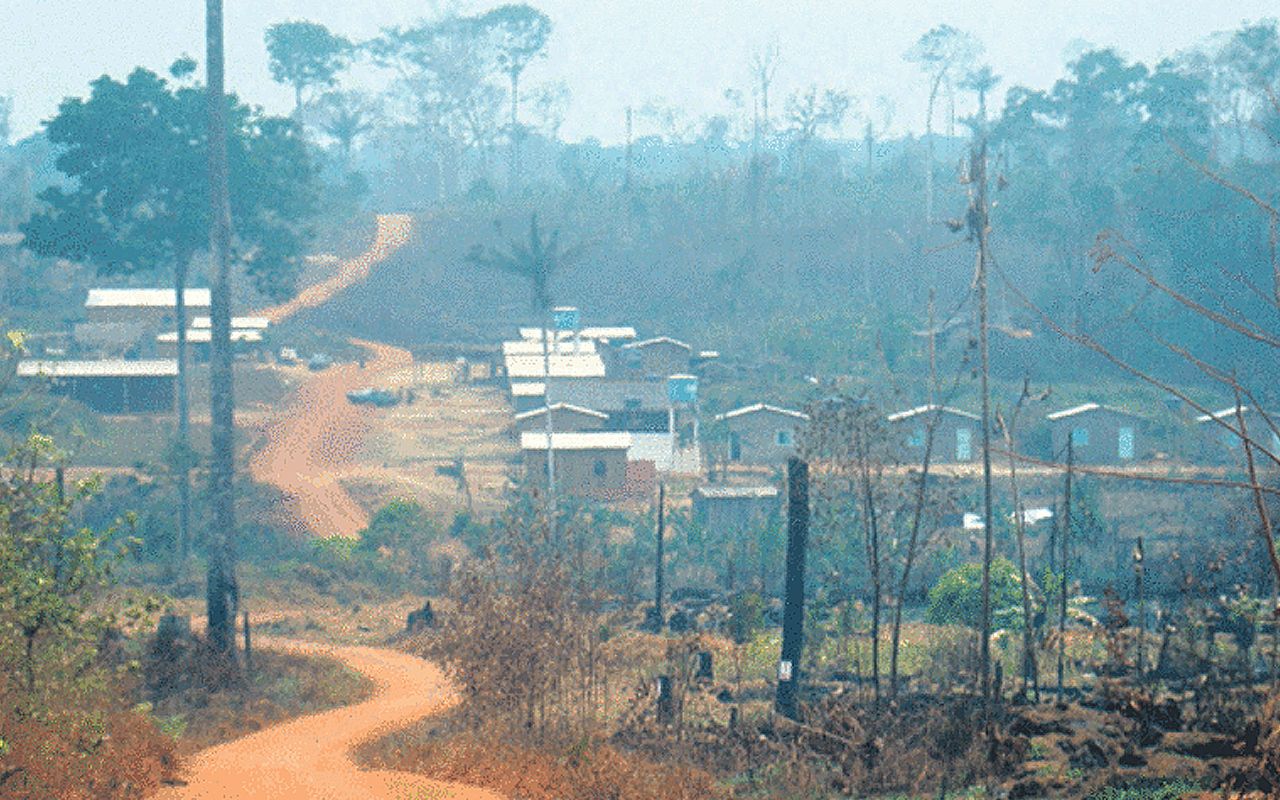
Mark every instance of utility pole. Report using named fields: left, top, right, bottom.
left=654, top=482, right=665, bottom=631
left=1058, top=432, right=1074, bottom=698
left=776, top=457, right=809, bottom=720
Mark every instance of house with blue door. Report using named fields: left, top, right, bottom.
left=886, top=404, right=982, bottom=464
left=1046, top=403, right=1146, bottom=465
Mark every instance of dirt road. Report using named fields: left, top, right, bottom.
left=152, top=638, right=503, bottom=799
left=248, top=339, right=413, bottom=540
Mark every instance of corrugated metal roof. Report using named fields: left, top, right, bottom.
left=505, top=352, right=606, bottom=379
left=503, top=338, right=598, bottom=355
left=1193, top=405, right=1274, bottom=424
left=621, top=336, right=691, bottom=351
left=886, top=404, right=980, bottom=423
left=692, top=485, right=779, bottom=500
left=514, top=403, right=610, bottom=422
left=1046, top=402, right=1142, bottom=421
left=190, top=316, right=270, bottom=329
left=156, top=329, right=263, bottom=343
left=85, top=288, right=211, bottom=308
left=717, top=403, right=810, bottom=422
left=510, top=382, right=546, bottom=397
left=521, top=431, right=631, bottom=451
left=18, top=359, right=179, bottom=377
left=519, top=326, right=637, bottom=341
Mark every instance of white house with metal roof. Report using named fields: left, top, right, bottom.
left=886, top=404, right=983, bottom=464
left=714, top=403, right=810, bottom=465
left=1046, top=402, right=1146, bottom=464
left=18, top=359, right=177, bottom=413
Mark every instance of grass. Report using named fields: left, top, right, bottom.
left=145, top=647, right=376, bottom=754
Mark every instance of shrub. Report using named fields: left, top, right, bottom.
left=926, top=557, right=1029, bottom=630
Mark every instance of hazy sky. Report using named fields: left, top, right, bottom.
left=3, top=1, right=1276, bottom=145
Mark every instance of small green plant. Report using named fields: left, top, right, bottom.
left=926, top=557, right=1031, bottom=630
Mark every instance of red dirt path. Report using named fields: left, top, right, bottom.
left=152, top=638, right=503, bottom=800
left=158, top=215, right=505, bottom=798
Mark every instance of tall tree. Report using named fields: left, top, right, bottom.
left=21, top=57, right=318, bottom=669
left=265, top=20, right=352, bottom=117
left=748, top=39, right=782, bottom=139
left=479, top=4, right=552, bottom=186
left=904, top=25, right=984, bottom=224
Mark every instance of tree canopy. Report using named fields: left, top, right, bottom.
left=20, top=62, right=319, bottom=301
left=265, top=20, right=353, bottom=115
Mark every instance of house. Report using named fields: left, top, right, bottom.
left=715, top=403, right=809, bottom=465
left=1046, top=403, right=1146, bottom=464
left=691, top=485, right=780, bottom=538
left=617, top=336, right=692, bottom=378
left=545, top=379, right=671, bottom=432
left=18, top=359, right=177, bottom=413
left=886, top=405, right=982, bottom=464
left=1194, top=406, right=1280, bottom=464
left=513, top=403, right=609, bottom=434
left=503, top=350, right=606, bottom=381
left=521, top=431, right=631, bottom=500
left=72, top=321, right=149, bottom=358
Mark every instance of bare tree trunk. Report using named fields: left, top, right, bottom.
left=174, top=257, right=191, bottom=586
left=205, top=0, right=239, bottom=672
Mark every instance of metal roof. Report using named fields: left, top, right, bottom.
left=505, top=352, right=607, bottom=379
left=621, top=336, right=691, bottom=351
left=1046, top=402, right=1142, bottom=421
left=513, top=403, right=610, bottom=422
left=519, top=326, right=637, bottom=342
left=85, top=288, right=211, bottom=308
left=520, top=431, right=632, bottom=451
left=156, top=329, right=263, bottom=343
left=886, top=404, right=980, bottom=423
left=692, top=485, right=779, bottom=500
left=1193, top=405, right=1273, bottom=424
left=503, top=338, right=598, bottom=356
left=18, top=359, right=179, bottom=377
left=190, top=316, right=271, bottom=329
left=510, top=381, right=546, bottom=397
left=716, top=403, right=810, bottom=422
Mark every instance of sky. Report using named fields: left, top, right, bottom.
left=3, top=1, right=1277, bottom=146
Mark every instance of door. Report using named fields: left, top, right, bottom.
left=1118, top=426, right=1135, bottom=460
left=729, top=431, right=742, bottom=461
left=956, top=427, right=972, bottom=461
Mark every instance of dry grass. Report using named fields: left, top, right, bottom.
left=356, top=718, right=727, bottom=800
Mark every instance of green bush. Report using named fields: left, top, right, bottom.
left=926, top=557, right=1030, bottom=630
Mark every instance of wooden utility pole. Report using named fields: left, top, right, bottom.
left=1058, top=433, right=1074, bottom=698
left=777, top=457, right=809, bottom=720
left=206, top=0, right=239, bottom=666
left=654, top=482, right=665, bottom=631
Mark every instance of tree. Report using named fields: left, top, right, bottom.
left=372, top=15, right=506, bottom=193
left=479, top=4, right=552, bottom=185
left=265, top=20, right=352, bottom=117
left=21, top=64, right=317, bottom=599
left=310, top=89, right=378, bottom=164
left=748, top=39, right=782, bottom=138
left=785, top=85, right=851, bottom=177
left=904, top=25, right=984, bottom=224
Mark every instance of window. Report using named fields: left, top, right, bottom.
left=956, top=427, right=972, bottom=460
left=776, top=429, right=793, bottom=447
left=624, top=398, right=641, bottom=409
left=593, top=459, right=607, bottom=477
left=1071, top=427, right=1089, bottom=447
left=1118, top=426, right=1134, bottom=460
left=908, top=426, right=925, bottom=449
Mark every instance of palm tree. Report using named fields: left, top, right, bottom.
left=467, top=214, right=583, bottom=500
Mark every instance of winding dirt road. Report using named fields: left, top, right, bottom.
left=161, top=215, right=506, bottom=798
left=153, top=639, right=502, bottom=800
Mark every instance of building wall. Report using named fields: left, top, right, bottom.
left=50, top=375, right=175, bottom=414
left=1197, top=412, right=1280, bottom=464
left=723, top=411, right=804, bottom=465
left=1050, top=410, right=1144, bottom=464
left=523, top=447, right=629, bottom=500
left=891, top=413, right=981, bottom=463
